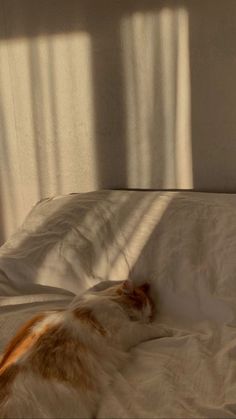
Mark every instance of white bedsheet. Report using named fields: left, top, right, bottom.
left=1, top=190, right=236, bottom=417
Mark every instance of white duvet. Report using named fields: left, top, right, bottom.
left=1, top=190, right=236, bottom=418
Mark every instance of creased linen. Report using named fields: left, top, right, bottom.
left=1, top=190, right=236, bottom=417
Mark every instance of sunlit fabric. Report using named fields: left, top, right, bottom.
left=121, top=7, right=192, bottom=189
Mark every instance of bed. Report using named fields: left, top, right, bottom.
left=1, top=190, right=236, bottom=418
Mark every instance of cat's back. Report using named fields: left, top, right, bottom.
left=0, top=305, right=122, bottom=418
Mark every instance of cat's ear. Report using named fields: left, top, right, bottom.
left=138, top=282, right=150, bottom=293
left=122, top=279, right=134, bottom=295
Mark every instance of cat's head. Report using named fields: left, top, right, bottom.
left=99, top=279, right=155, bottom=322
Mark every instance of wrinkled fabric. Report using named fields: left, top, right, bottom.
left=1, top=190, right=236, bottom=417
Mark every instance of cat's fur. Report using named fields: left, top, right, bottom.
left=0, top=280, right=169, bottom=418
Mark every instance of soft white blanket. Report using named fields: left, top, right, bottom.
left=1, top=190, right=236, bottom=418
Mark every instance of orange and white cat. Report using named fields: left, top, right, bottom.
left=0, top=280, right=169, bottom=418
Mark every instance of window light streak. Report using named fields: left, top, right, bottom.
left=175, top=9, right=193, bottom=188
left=121, top=7, right=192, bottom=189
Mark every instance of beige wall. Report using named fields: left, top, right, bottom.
left=0, top=0, right=236, bottom=243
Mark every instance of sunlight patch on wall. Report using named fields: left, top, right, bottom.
left=175, top=9, right=193, bottom=188
left=121, top=7, right=193, bottom=189
left=25, top=31, right=97, bottom=197
left=41, top=31, right=97, bottom=195
left=159, top=8, right=176, bottom=186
